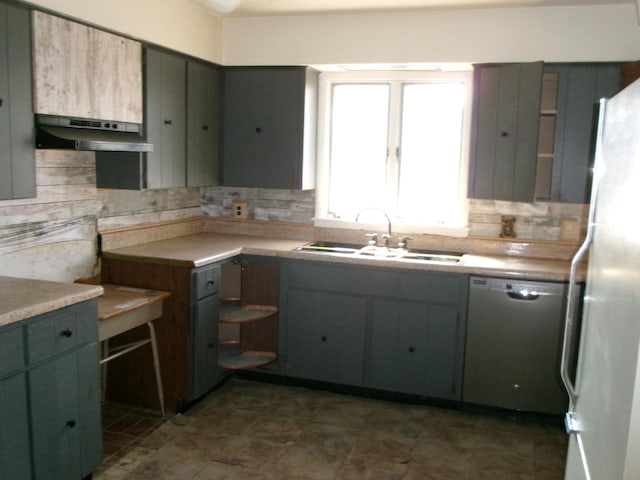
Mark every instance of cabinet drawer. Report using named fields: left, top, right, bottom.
left=0, top=326, right=25, bottom=378
left=192, top=264, right=220, bottom=300
left=26, top=302, right=98, bottom=364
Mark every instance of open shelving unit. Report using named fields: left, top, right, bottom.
left=217, top=262, right=280, bottom=371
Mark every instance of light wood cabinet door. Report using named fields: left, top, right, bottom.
left=32, top=11, right=143, bottom=123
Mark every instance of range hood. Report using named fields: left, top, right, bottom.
left=35, top=114, right=153, bottom=152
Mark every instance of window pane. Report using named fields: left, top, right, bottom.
left=398, top=83, right=467, bottom=223
left=328, top=84, right=389, bottom=218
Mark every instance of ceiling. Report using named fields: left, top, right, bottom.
left=210, top=0, right=632, bottom=17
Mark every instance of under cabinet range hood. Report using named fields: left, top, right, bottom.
left=35, top=114, right=153, bottom=152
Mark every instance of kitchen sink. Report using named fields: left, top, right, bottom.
left=293, top=242, right=464, bottom=264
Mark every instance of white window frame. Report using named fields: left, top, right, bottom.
left=314, top=69, right=472, bottom=238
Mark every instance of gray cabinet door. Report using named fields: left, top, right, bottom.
left=145, top=47, right=186, bottom=188
left=187, top=61, right=221, bottom=187
left=222, top=67, right=314, bottom=189
left=29, top=343, right=102, bottom=480
left=191, top=294, right=219, bottom=399
left=369, top=299, right=462, bottom=400
left=469, top=62, right=543, bottom=202
left=0, top=4, right=35, bottom=200
left=547, top=63, right=620, bottom=203
left=286, top=290, right=367, bottom=386
left=0, top=373, right=31, bottom=479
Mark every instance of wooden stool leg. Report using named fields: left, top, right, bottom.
left=147, top=321, right=165, bottom=417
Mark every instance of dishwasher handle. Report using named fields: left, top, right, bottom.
left=506, top=291, right=540, bottom=301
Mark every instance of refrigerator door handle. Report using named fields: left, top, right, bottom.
left=560, top=98, right=608, bottom=417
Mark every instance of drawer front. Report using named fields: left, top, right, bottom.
left=0, top=326, right=25, bottom=378
left=26, top=301, right=97, bottom=364
left=193, top=264, right=221, bottom=300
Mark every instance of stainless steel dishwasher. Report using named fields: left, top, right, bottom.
left=464, top=276, right=571, bottom=414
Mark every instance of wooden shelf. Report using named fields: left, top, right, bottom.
left=219, top=303, right=278, bottom=324
left=218, top=341, right=276, bottom=370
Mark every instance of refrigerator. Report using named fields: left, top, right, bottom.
left=561, top=78, right=640, bottom=479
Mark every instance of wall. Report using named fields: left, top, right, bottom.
left=222, top=4, right=640, bottom=65
left=0, top=150, right=200, bottom=282
left=23, top=0, right=224, bottom=63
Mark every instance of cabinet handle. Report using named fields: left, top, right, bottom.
left=202, top=124, right=209, bottom=131
left=321, top=335, right=327, bottom=342
left=500, top=131, right=509, bottom=137
left=164, top=119, right=172, bottom=125
left=207, top=343, right=214, bottom=349
left=512, top=384, right=521, bottom=391
left=255, top=127, right=262, bottom=133
left=66, top=420, right=76, bottom=428
left=0, top=98, right=3, bottom=107
left=408, top=346, right=415, bottom=353
left=60, top=328, right=73, bottom=338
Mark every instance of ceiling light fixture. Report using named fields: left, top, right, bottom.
left=204, top=0, right=243, bottom=14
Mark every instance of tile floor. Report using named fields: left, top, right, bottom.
left=95, top=378, right=568, bottom=479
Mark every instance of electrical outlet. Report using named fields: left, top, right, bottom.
left=232, top=201, right=248, bottom=219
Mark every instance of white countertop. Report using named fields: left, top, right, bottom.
left=0, top=276, right=103, bottom=328
left=102, top=232, right=579, bottom=282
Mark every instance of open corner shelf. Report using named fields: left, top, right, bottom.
left=218, top=341, right=277, bottom=370
left=218, top=298, right=279, bottom=370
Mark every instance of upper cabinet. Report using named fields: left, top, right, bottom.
left=0, top=3, right=35, bottom=201
left=469, top=61, right=622, bottom=204
left=97, top=49, right=221, bottom=190
left=543, top=63, right=620, bottom=203
left=32, top=11, right=142, bottom=123
left=145, top=47, right=187, bottom=189
left=468, top=62, right=543, bottom=202
left=221, top=66, right=317, bottom=190
left=187, top=61, right=221, bottom=187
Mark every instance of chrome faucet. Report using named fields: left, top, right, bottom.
left=355, top=208, right=392, bottom=248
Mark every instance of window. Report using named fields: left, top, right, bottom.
left=315, top=69, right=472, bottom=237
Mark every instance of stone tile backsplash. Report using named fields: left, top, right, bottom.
left=201, top=187, right=588, bottom=243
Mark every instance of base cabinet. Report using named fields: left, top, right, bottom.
left=281, top=261, right=468, bottom=401
left=0, top=300, right=102, bottom=480
left=369, top=300, right=462, bottom=399
left=287, top=290, right=366, bottom=386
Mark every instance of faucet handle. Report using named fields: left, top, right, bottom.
left=398, top=236, right=413, bottom=250
left=365, top=232, right=378, bottom=246
left=381, top=233, right=391, bottom=248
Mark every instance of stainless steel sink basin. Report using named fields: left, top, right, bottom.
left=294, top=242, right=464, bottom=264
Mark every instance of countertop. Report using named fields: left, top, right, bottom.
left=0, top=276, right=103, bottom=328
left=102, top=232, right=579, bottom=282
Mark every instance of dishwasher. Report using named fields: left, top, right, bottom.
left=464, top=275, right=575, bottom=415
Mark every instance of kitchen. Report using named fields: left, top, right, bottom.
left=1, top=0, right=640, bottom=478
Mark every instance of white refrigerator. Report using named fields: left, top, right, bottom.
left=561, top=77, right=640, bottom=479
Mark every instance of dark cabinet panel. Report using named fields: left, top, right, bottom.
left=286, top=289, right=367, bottom=386
left=0, top=4, right=35, bottom=200
left=469, top=62, right=543, bottom=202
left=0, top=373, right=31, bottom=479
left=369, top=300, right=462, bottom=400
left=145, top=47, right=187, bottom=188
left=222, top=66, right=317, bottom=189
left=187, top=61, right=221, bottom=187
left=281, top=260, right=467, bottom=400
left=546, top=63, right=621, bottom=203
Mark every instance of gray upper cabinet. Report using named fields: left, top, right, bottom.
left=187, top=61, right=221, bottom=187
left=32, top=11, right=142, bottom=123
left=145, top=47, right=187, bottom=189
left=469, top=62, right=544, bottom=202
left=545, top=63, right=620, bottom=203
left=222, top=66, right=317, bottom=190
left=0, top=4, right=36, bottom=201
left=97, top=50, right=221, bottom=190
